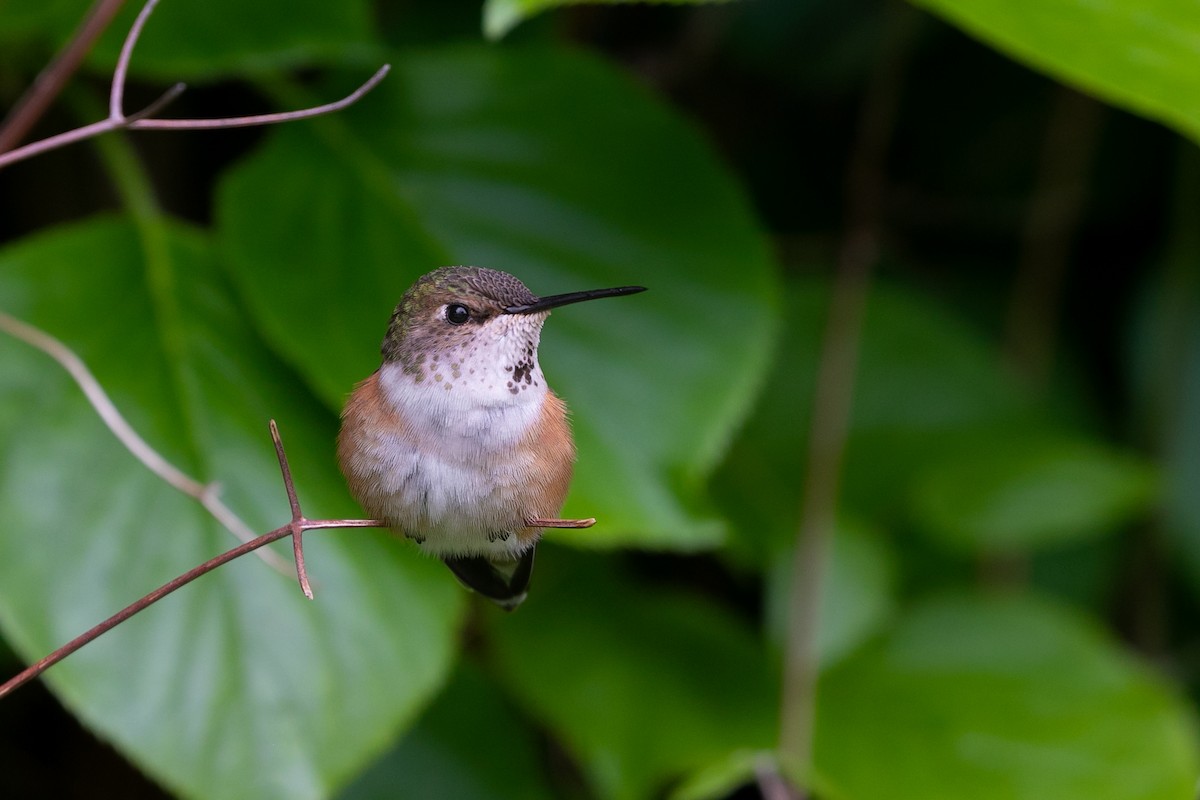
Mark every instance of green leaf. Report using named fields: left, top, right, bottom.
left=669, top=749, right=771, bottom=800
left=715, top=278, right=1030, bottom=559
left=482, top=0, right=736, bottom=41
left=910, top=432, right=1158, bottom=552
left=487, top=548, right=778, bottom=800
left=338, top=662, right=555, bottom=800
left=0, top=0, right=377, bottom=79
left=0, top=217, right=465, bottom=800
left=815, top=594, right=1199, bottom=800
left=909, top=0, right=1200, bottom=144
left=217, top=46, right=780, bottom=551
left=0, top=0, right=80, bottom=45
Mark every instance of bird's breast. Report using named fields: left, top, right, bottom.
left=337, top=364, right=574, bottom=558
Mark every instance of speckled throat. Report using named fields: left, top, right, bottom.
left=386, top=310, right=548, bottom=406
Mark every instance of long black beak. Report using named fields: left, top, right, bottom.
left=505, top=285, right=646, bottom=315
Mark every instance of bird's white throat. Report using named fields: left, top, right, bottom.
left=379, top=317, right=549, bottom=452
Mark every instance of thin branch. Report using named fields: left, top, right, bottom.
left=270, top=419, right=312, bottom=599
left=124, top=81, right=187, bottom=124
left=1005, top=87, right=1103, bottom=387
left=0, top=118, right=115, bottom=169
left=110, top=0, right=155, bottom=120
left=0, top=311, right=201, bottom=495
left=0, top=0, right=127, bottom=153
left=0, top=525, right=290, bottom=703
left=0, top=422, right=386, bottom=701
left=777, top=3, right=916, bottom=791
left=0, top=0, right=390, bottom=171
left=755, top=757, right=801, bottom=800
left=129, top=66, right=390, bottom=131
left=0, top=310, right=289, bottom=571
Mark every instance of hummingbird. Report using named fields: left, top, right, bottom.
left=337, top=266, right=645, bottom=610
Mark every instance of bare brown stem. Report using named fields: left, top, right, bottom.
left=0, top=0, right=390, bottom=171
left=0, top=310, right=292, bottom=572
left=109, top=0, right=155, bottom=119
left=1005, top=87, right=1103, bottom=386
left=756, top=757, right=801, bottom=800
left=128, top=66, right=390, bottom=131
left=0, top=523, right=291, bottom=702
left=123, top=81, right=187, bottom=123
left=0, top=0, right=127, bottom=153
left=0, top=422, right=385, bottom=701
left=777, top=4, right=915, bottom=791
left=0, top=312, right=200, bottom=496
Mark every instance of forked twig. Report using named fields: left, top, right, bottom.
left=127, top=69, right=389, bottom=130
left=271, top=419, right=312, bottom=599
left=0, top=0, right=390, bottom=170
left=0, top=421, right=385, bottom=701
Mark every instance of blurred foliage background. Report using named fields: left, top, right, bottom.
left=0, top=0, right=1198, bottom=798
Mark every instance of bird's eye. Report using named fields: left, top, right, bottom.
left=445, top=304, right=471, bottom=325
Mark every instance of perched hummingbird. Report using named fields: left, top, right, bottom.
left=337, top=266, right=645, bottom=610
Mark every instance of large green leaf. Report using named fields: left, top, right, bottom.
left=910, top=431, right=1158, bottom=552
left=814, top=594, right=1199, bottom=799
left=0, top=0, right=81, bottom=44
left=217, top=46, right=780, bottom=550
left=715, top=278, right=1031, bottom=559
left=0, top=217, right=465, bottom=800
left=909, top=0, right=1200, bottom=144
left=487, top=548, right=778, bottom=800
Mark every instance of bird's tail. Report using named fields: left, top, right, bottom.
left=442, top=546, right=535, bottom=611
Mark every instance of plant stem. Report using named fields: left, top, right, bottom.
left=777, top=4, right=915, bottom=789
left=1005, top=87, right=1103, bottom=386
left=0, top=0, right=127, bottom=153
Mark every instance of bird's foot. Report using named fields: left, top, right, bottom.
left=527, top=517, right=596, bottom=529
